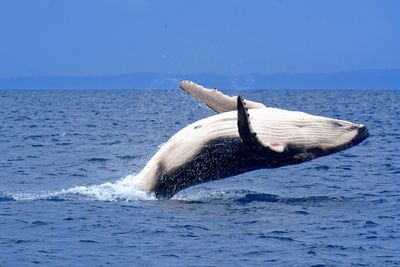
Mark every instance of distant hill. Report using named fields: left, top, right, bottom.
left=0, top=69, right=399, bottom=90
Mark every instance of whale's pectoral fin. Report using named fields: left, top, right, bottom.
left=237, top=96, right=258, bottom=147
left=180, top=81, right=266, bottom=113
left=237, top=96, right=286, bottom=154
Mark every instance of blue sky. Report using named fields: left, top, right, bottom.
left=0, top=0, right=399, bottom=77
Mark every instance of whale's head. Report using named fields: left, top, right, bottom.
left=288, top=118, right=369, bottom=162
left=247, top=107, right=369, bottom=163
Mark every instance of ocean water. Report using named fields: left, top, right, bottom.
left=0, top=89, right=399, bottom=266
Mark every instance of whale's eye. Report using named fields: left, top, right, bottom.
left=194, top=125, right=202, bottom=129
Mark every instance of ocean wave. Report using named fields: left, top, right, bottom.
left=173, top=188, right=349, bottom=205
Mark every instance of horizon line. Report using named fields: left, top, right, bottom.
left=1, top=68, right=399, bottom=79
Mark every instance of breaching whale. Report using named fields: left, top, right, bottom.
left=136, top=81, right=368, bottom=199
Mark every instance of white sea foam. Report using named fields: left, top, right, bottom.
left=0, top=174, right=156, bottom=202
left=59, top=174, right=156, bottom=201
left=3, top=192, right=42, bottom=201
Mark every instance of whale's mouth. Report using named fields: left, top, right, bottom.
left=335, top=124, right=368, bottom=153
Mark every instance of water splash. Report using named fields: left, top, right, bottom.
left=0, top=174, right=156, bottom=202
left=0, top=175, right=351, bottom=204
left=58, top=174, right=156, bottom=201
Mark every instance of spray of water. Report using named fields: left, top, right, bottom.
left=0, top=174, right=157, bottom=202
left=58, top=174, right=156, bottom=201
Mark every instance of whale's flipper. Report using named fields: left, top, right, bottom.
left=237, top=96, right=286, bottom=154
left=180, top=81, right=266, bottom=113
left=237, top=96, right=258, bottom=147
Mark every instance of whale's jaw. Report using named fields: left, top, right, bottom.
left=353, top=124, right=369, bottom=146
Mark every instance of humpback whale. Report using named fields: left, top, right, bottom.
left=136, top=81, right=369, bottom=199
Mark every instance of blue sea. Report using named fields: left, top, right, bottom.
left=1, top=89, right=399, bottom=266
